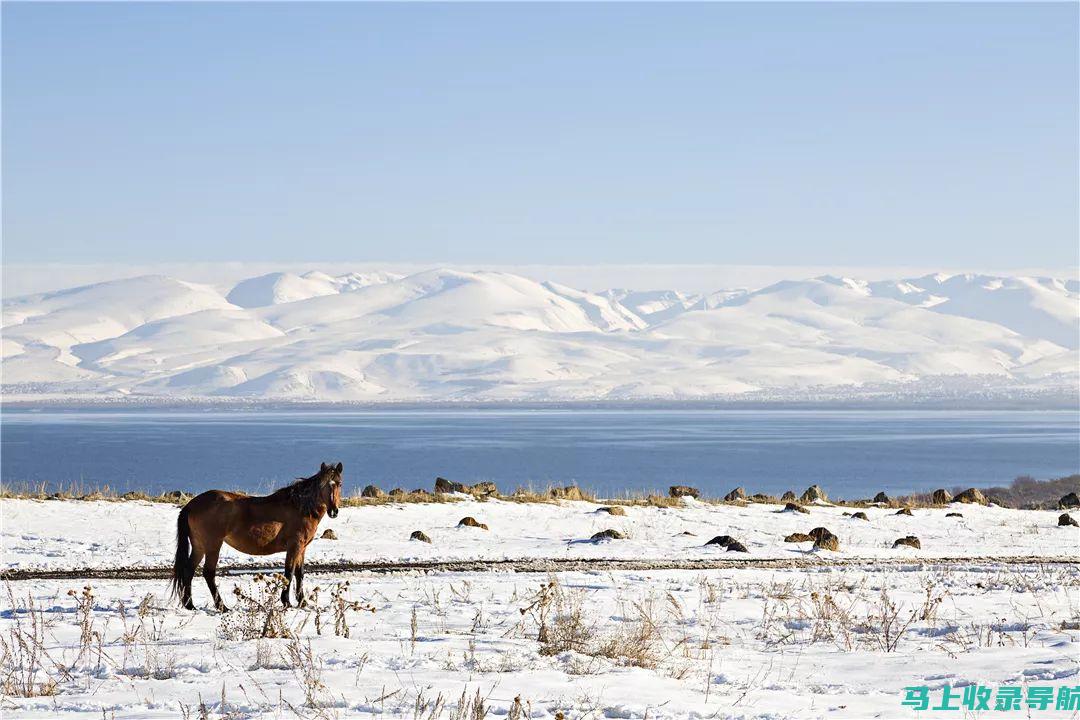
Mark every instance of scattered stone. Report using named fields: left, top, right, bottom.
left=750, top=493, right=777, bottom=503
left=953, top=488, right=988, bottom=505
left=677, top=530, right=697, bottom=536
left=813, top=532, right=840, bottom=552
left=361, top=484, right=385, bottom=498
left=727, top=541, right=749, bottom=553
left=808, top=527, right=833, bottom=541
left=591, top=529, right=624, bottom=541
left=781, top=502, right=810, bottom=514
left=872, top=492, right=890, bottom=504
left=987, top=495, right=1011, bottom=508
left=411, top=488, right=431, bottom=497
left=598, top=506, right=626, bottom=516
left=410, top=530, right=432, bottom=543
left=550, top=486, right=585, bottom=501
left=946, top=512, right=963, bottom=518
left=388, top=488, right=407, bottom=497
left=781, top=491, right=797, bottom=502
left=1060, top=492, right=1080, bottom=509
left=435, top=477, right=467, bottom=494
left=724, top=487, right=746, bottom=502
left=895, top=507, right=913, bottom=516
left=931, top=489, right=952, bottom=505
left=893, top=535, right=920, bottom=549
left=669, top=485, right=700, bottom=499
left=320, top=529, right=338, bottom=540
left=1059, top=513, right=1079, bottom=528
left=457, top=516, right=489, bottom=530
left=705, top=535, right=736, bottom=547
left=800, top=485, right=827, bottom=503
left=784, top=533, right=814, bottom=543
left=121, top=491, right=144, bottom=500
left=470, top=481, right=498, bottom=497
left=851, top=511, right=869, bottom=521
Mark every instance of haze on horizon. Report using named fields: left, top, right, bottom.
left=2, top=2, right=1077, bottom=270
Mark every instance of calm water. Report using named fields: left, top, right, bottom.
left=1, top=408, right=1077, bottom=499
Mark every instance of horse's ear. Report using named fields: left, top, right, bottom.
left=321, top=462, right=328, bottom=471
left=335, top=462, right=343, bottom=474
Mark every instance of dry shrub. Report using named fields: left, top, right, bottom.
left=219, top=574, right=291, bottom=640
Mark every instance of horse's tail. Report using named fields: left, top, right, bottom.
left=170, top=505, right=193, bottom=602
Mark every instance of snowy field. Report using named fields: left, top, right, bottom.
left=3, top=495, right=1079, bottom=572
left=2, top=496, right=1079, bottom=718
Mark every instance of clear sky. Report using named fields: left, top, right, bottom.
left=2, top=2, right=1077, bottom=268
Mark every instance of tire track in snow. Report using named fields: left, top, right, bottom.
left=2, top=555, right=1076, bottom=581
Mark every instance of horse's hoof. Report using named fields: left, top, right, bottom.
left=216, top=604, right=230, bottom=613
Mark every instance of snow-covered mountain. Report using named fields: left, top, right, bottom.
left=2, top=269, right=1076, bottom=402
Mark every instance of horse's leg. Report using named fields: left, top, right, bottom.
left=203, top=544, right=228, bottom=612
left=294, top=549, right=308, bottom=608
left=184, top=547, right=204, bottom=611
left=281, top=546, right=298, bottom=608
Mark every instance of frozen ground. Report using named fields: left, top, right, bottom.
left=1, top=564, right=1078, bottom=719
left=2, top=496, right=1078, bottom=573
left=2, top=497, right=1078, bottom=719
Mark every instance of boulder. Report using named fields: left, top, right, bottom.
left=724, top=487, right=746, bottom=502
left=470, top=481, right=498, bottom=497
left=669, top=485, right=700, bottom=499
left=800, top=485, right=827, bottom=503
left=591, top=529, right=624, bottom=541
left=457, top=516, right=489, bottom=530
left=781, top=502, right=810, bottom=514
left=851, top=511, right=869, bottom=521
left=388, top=488, right=407, bottom=497
left=872, top=492, right=890, bottom=504
left=121, top=491, right=144, bottom=500
left=361, top=484, right=386, bottom=498
left=410, top=530, right=432, bottom=544
left=750, top=493, right=777, bottom=503
left=808, top=527, right=833, bottom=542
left=893, top=535, right=920, bottom=549
left=781, top=491, right=797, bottom=502
left=1060, top=492, right=1080, bottom=509
left=705, top=535, right=736, bottom=547
left=550, top=485, right=586, bottom=501
left=784, top=533, right=814, bottom=543
left=812, top=532, right=840, bottom=552
left=895, top=507, right=913, bottom=516
left=598, top=506, right=626, bottom=516
left=726, top=541, right=749, bottom=553
left=320, top=529, right=338, bottom=540
left=1059, top=513, right=1079, bottom=527
left=953, top=488, right=988, bottom=505
left=435, top=477, right=467, bottom=494
left=946, top=512, right=963, bottom=518
left=411, top=488, right=432, bottom=497
left=931, top=489, right=952, bottom=505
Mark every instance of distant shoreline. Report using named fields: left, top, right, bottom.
left=3, top=397, right=1078, bottom=412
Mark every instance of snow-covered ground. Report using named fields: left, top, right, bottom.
left=2, top=497, right=1078, bottom=718
left=2, top=269, right=1077, bottom=402
left=3, top=496, right=1079, bottom=572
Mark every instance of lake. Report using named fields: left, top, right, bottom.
left=1, top=408, right=1077, bottom=499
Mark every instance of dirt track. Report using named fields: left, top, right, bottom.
left=2, top=555, right=1076, bottom=581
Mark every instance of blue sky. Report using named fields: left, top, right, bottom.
left=3, top=2, right=1077, bottom=268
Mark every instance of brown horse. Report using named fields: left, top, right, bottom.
left=171, top=462, right=343, bottom=610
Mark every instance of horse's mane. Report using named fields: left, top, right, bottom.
left=268, top=469, right=329, bottom=517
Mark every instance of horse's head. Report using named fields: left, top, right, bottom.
left=319, top=461, right=343, bottom=518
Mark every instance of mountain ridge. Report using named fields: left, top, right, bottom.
left=2, top=268, right=1076, bottom=403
